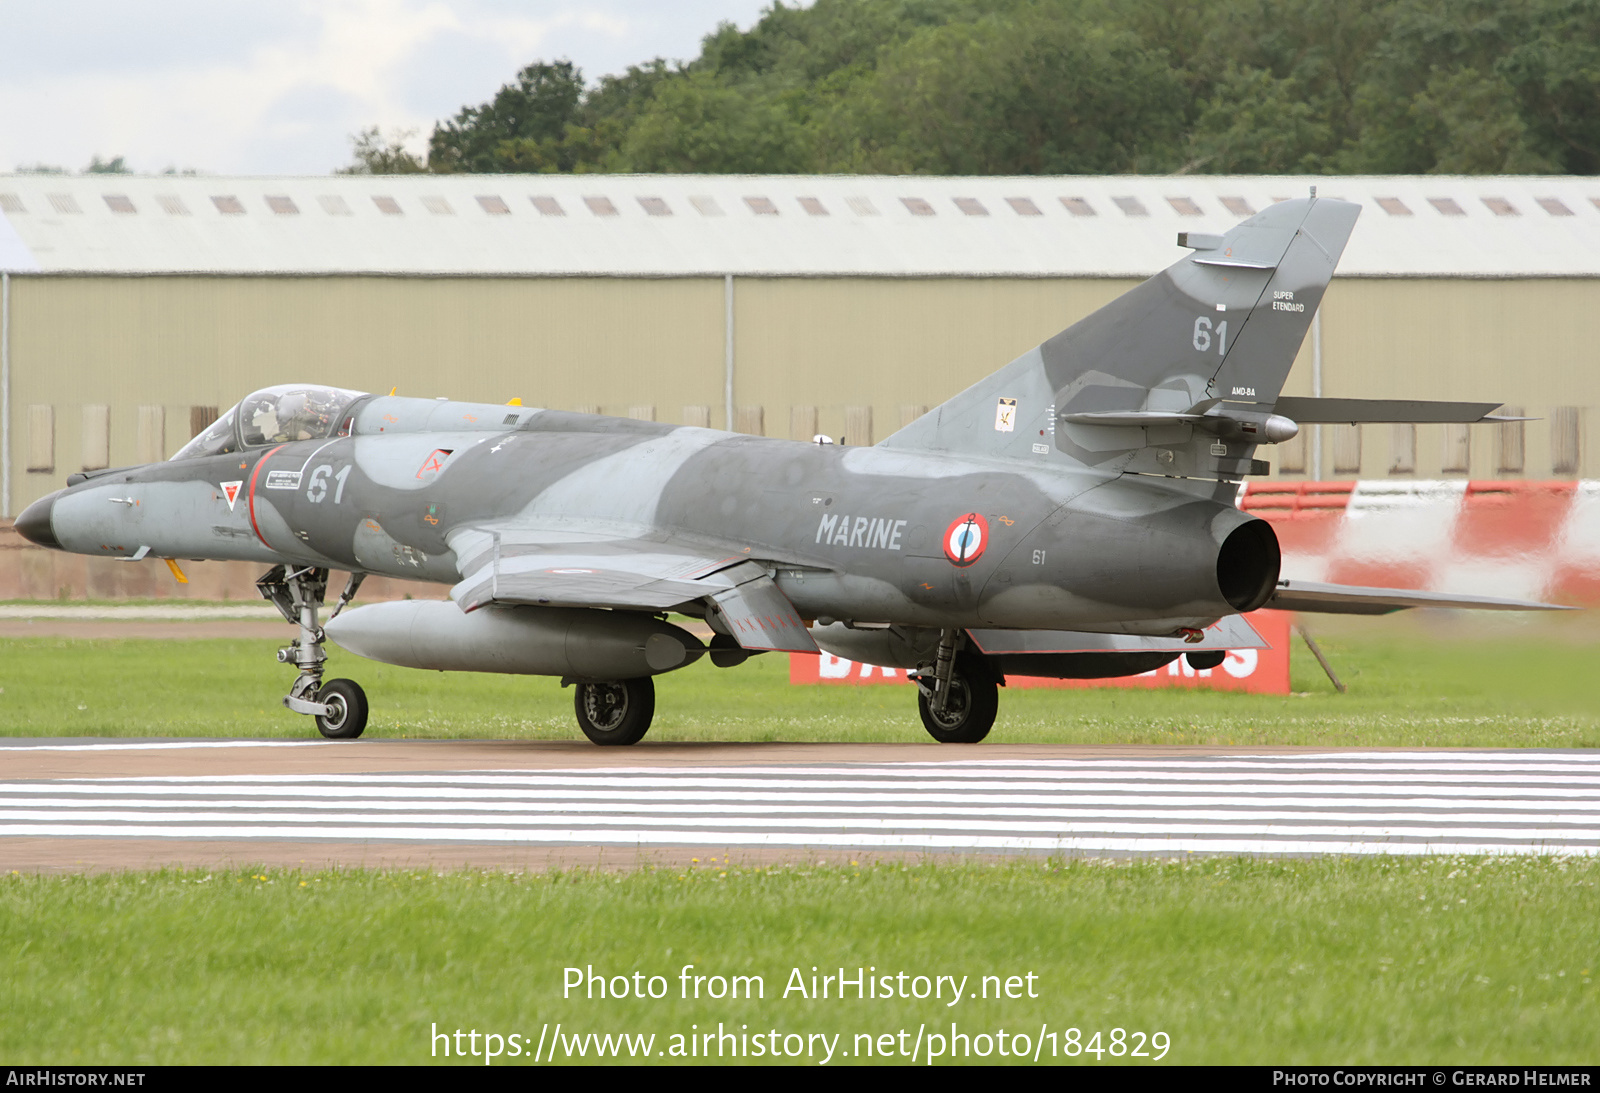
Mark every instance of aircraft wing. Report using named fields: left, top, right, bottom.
left=448, top=527, right=819, bottom=653
left=1267, top=578, right=1573, bottom=615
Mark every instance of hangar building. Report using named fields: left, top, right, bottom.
left=3, top=173, right=1599, bottom=522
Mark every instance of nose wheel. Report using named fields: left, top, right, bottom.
left=313, top=678, right=369, bottom=739
left=258, top=566, right=369, bottom=739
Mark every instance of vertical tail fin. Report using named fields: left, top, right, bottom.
left=882, top=195, right=1361, bottom=482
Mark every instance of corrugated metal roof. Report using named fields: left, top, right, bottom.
left=1, top=174, right=1598, bottom=278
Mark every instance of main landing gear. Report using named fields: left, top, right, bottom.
left=257, top=565, right=369, bottom=739
left=910, top=629, right=999, bottom=743
left=571, top=677, right=656, bottom=746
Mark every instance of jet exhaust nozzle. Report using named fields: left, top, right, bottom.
left=1216, top=519, right=1281, bottom=613
left=324, top=600, right=705, bottom=679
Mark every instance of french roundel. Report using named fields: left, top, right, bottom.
left=943, top=512, right=989, bottom=567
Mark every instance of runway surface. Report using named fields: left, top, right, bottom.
left=2, top=740, right=1597, bottom=870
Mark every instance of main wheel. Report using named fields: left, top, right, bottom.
left=315, top=678, right=368, bottom=740
left=573, top=677, right=655, bottom=746
left=917, top=659, right=998, bottom=743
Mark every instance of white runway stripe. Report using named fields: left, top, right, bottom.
left=4, top=797, right=1599, bottom=820
left=7, top=798, right=1600, bottom=824
left=7, top=794, right=1600, bottom=817
left=6, top=814, right=1597, bottom=844
left=4, top=751, right=1597, bottom=856
left=6, top=779, right=1597, bottom=803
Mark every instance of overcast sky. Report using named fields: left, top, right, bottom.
left=1, top=1, right=794, bottom=176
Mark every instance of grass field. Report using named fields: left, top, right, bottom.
left=5, top=618, right=1596, bottom=1066
left=2, top=857, right=1596, bottom=1065
left=2, top=614, right=1597, bottom=746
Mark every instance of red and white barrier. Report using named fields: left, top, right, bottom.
left=1240, top=479, right=1600, bottom=604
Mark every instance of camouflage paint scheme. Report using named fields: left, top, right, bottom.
left=17, top=196, right=1555, bottom=742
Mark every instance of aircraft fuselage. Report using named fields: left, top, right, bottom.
left=36, top=394, right=1271, bottom=636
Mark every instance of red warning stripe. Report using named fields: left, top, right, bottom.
left=1239, top=481, right=1356, bottom=512
left=1455, top=480, right=1578, bottom=557
left=246, top=445, right=288, bottom=550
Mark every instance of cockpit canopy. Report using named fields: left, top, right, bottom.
left=171, top=384, right=368, bottom=460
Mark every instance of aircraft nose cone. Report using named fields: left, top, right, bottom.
left=14, top=490, right=62, bottom=549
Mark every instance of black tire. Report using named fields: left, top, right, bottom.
left=315, top=678, right=368, bottom=740
left=573, top=677, right=655, bottom=746
left=917, top=658, right=999, bottom=743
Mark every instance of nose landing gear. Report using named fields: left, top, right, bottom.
left=257, top=565, right=369, bottom=739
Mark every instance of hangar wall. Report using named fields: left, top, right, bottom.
left=5, top=272, right=1598, bottom=517
left=1288, top=278, right=1597, bottom=482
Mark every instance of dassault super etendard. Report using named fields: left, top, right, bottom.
left=15, top=194, right=1559, bottom=744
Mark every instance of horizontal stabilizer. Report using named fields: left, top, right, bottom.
left=968, top=614, right=1268, bottom=654
left=1271, top=397, right=1514, bottom=424
left=1268, top=578, right=1572, bottom=615
left=1192, top=254, right=1278, bottom=271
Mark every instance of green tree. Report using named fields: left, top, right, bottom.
left=1187, top=66, right=1335, bottom=173
left=1411, top=68, right=1557, bottom=173
left=338, top=127, right=426, bottom=174
left=428, top=60, right=586, bottom=172
left=621, top=72, right=813, bottom=173
left=1338, top=0, right=1595, bottom=173
left=1496, top=1, right=1600, bottom=174
left=1180, top=0, right=1391, bottom=172
left=392, top=0, right=1598, bottom=177
left=561, top=60, right=677, bottom=172
left=823, top=9, right=1187, bottom=174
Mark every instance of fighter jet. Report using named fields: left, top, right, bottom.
left=15, top=193, right=1560, bottom=745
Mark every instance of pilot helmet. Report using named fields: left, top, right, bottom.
left=273, top=392, right=313, bottom=439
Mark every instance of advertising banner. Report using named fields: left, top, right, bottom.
left=790, top=610, right=1293, bottom=694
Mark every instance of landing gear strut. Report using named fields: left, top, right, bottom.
left=910, top=629, right=999, bottom=743
left=257, top=565, right=369, bottom=739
